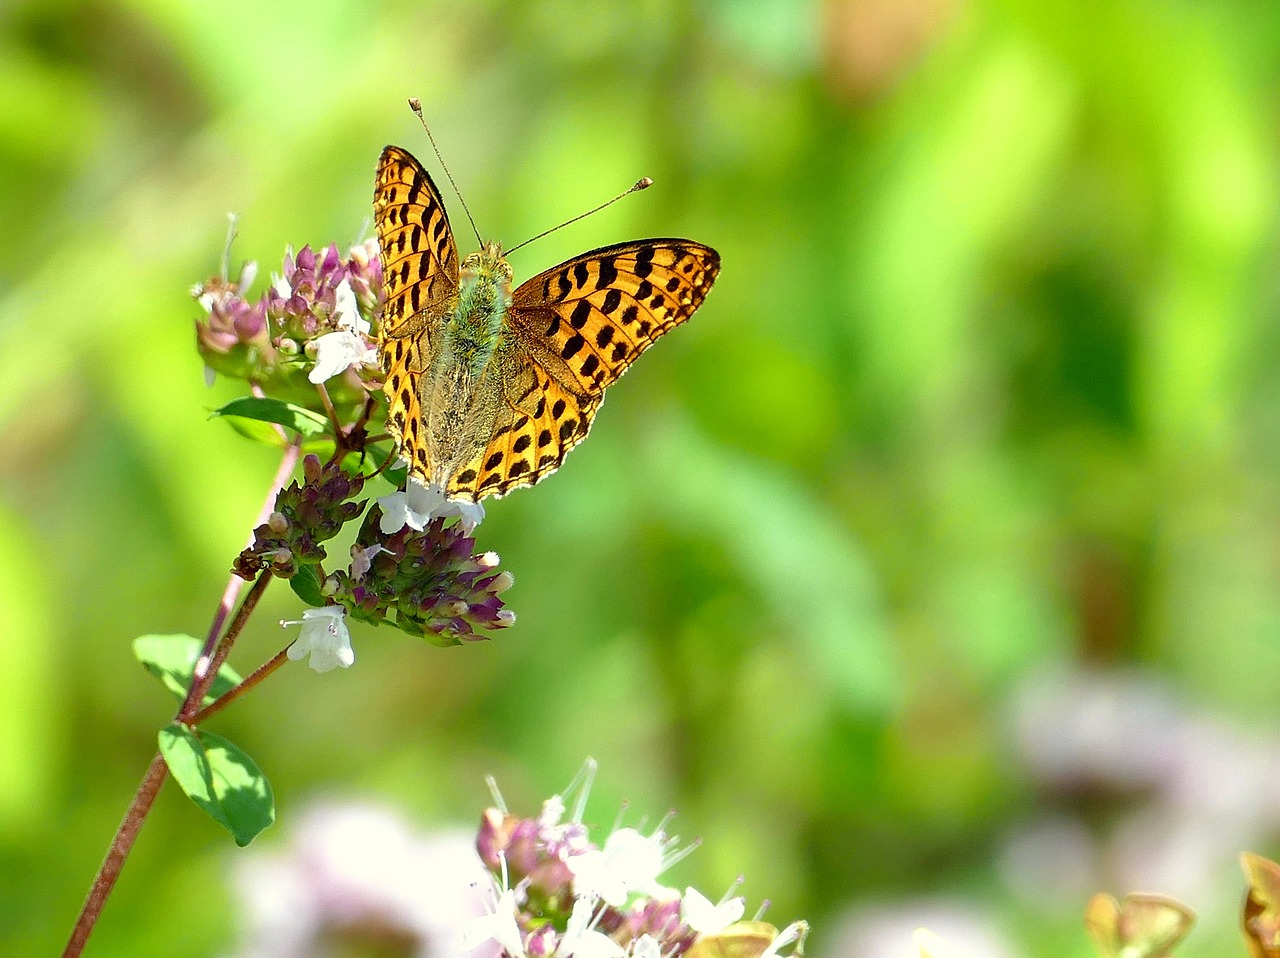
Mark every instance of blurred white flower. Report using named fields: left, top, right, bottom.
left=282, top=606, right=354, bottom=673
left=462, top=887, right=526, bottom=958
left=1004, top=665, right=1280, bottom=917
left=682, top=887, right=746, bottom=935
left=630, top=935, right=661, bottom=958
left=828, top=900, right=1016, bottom=958
left=226, top=802, right=496, bottom=958
left=350, top=543, right=388, bottom=580
left=555, top=896, right=625, bottom=958
left=567, top=827, right=672, bottom=907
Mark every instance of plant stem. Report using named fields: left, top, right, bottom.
left=191, top=648, right=290, bottom=724
left=178, top=573, right=272, bottom=722
left=60, top=755, right=168, bottom=958
left=63, top=439, right=301, bottom=958
left=199, top=440, right=301, bottom=670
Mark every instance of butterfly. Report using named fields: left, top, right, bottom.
left=373, top=145, right=720, bottom=501
left=687, top=921, right=809, bottom=958
left=1084, top=893, right=1194, bottom=958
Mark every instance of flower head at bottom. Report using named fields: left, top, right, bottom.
left=465, top=761, right=808, bottom=958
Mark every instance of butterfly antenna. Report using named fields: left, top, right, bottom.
left=505, top=177, right=653, bottom=256
left=408, top=98, right=483, bottom=247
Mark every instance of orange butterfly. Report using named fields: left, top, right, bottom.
left=374, top=144, right=720, bottom=501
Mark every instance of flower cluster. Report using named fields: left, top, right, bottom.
left=466, top=763, right=808, bottom=958
left=193, top=239, right=383, bottom=397
left=331, top=505, right=515, bottom=647
left=234, top=455, right=366, bottom=579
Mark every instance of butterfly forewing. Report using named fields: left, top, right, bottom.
left=374, top=146, right=462, bottom=479
left=509, top=240, right=721, bottom=395
left=374, top=146, right=459, bottom=334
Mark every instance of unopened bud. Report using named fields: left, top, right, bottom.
left=490, top=571, right=515, bottom=593
left=266, top=511, right=289, bottom=533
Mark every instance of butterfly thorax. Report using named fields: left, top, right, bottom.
left=450, top=242, right=514, bottom=368
left=425, top=242, right=515, bottom=486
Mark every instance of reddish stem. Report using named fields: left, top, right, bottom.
left=178, top=573, right=272, bottom=721
left=191, top=648, right=290, bottom=724
left=61, top=755, right=168, bottom=958
left=63, top=437, right=302, bottom=958
left=199, top=441, right=301, bottom=670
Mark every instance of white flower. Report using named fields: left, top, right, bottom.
left=377, top=476, right=485, bottom=534
left=332, top=277, right=370, bottom=335
left=228, top=804, right=493, bottom=958
left=308, top=331, right=378, bottom=383
left=350, top=543, right=388, bottom=580
left=555, top=896, right=625, bottom=958
left=761, top=921, right=809, bottom=958
left=914, top=929, right=959, bottom=958
left=308, top=279, right=378, bottom=384
left=282, top=606, right=355, bottom=673
left=630, top=935, right=661, bottom=958
left=567, top=828, right=668, bottom=907
left=540, top=794, right=567, bottom=831
left=461, top=887, right=526, bottom=958
left=682, top=887, right=745, bottom=935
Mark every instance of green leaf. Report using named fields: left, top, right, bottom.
left=289, top=565, right=326, bottom=606
left=212, top=396, right=330, bottom=438
left=133, top=634, right=243, bottom=705
left=159, top=724, right=275, bottom=846
left=221, top=414, right=290, bottom=447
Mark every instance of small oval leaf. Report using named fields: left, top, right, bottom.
left=159, top=723, right=275, bottom=846
left=133, top=634, right=243, bottom=705
left=212, top=396, right=330, bottom=438
left=289, top=565, right=326, bottom=606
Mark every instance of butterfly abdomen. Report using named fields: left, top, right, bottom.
left=422, top=255, right=514, bottom=487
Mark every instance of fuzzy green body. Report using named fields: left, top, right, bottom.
left=425, top=242, right=515, bottom=486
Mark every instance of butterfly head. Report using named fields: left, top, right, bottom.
left=460, top=241, right=514, bottom=286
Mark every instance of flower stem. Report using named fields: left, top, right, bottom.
left=190, top=647, right=290, bottom=724
left=62, top=439, right=301, bottom=958
left=315, top=381, right=343, bottom=437
left=178, top=572, right=272, bottom=722
left=201, top=439, right=300, bottom=656
left=60, top=754, right=168, bottom=958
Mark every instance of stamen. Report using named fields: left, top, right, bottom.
left=485, top=773, right=508, bottom=814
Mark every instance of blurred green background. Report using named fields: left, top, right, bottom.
left=5, top=0, right=1280, bottom=955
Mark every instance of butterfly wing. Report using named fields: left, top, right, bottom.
left=373, top=146, right=460, bottom=478
left=507, top=239, right=720, bottom=394
left=444, top=239, right=719, bottom=500
left=444, top=351, right=600, bottom=499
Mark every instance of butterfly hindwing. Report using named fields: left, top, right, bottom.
left=445, top=350, right=601, bottom=499
left=508, top=239, right=720, bottom=396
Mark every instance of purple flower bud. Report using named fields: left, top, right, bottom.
left=526, top=926, right=557, bottom=956
left=476, top=808, right=516, bottom=870
left=319, top=243, right=342, bottom=276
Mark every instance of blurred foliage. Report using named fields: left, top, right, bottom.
left=4, top=0, right=1280, bottom=955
